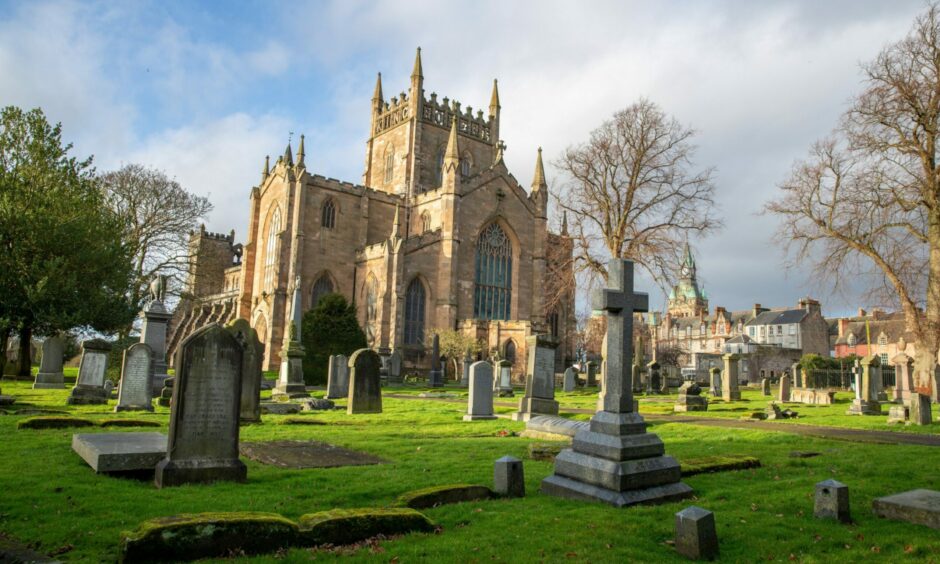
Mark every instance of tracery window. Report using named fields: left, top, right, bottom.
left=263, top=207, right=281, bottom=292
left=404, top=278, right=426, bottom=345
left=421, top=211, right=431, bottom=233
left=473, top=223, right=512, bottom=320
left=321, top=199, right=336, bottom=229
left=311, top=274, right=334, bottom=308
left=384, top=149, right=395, bottom=184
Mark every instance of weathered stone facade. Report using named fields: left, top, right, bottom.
left=169, top=49, right=576, bottom=376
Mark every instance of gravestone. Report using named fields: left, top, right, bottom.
left=563, top=367, right=577, bottom=392
left=541, top=259, right=692, bottom=507
left=388, top=349, right=403, bottom=384
left=631, top=364, right=644, bottom=393
left=585, top=361, right=597, bottom=386
left=675, top=506, right=719, bottom=560
left=647, top=361, right=661, bottom=394
left=892, top=353, right=914, bottom=403
left=659, top=369, right=670, bottom=394
left=104, top=380, right=115, bottom=398
left=792, top=362, right=803, bottom=388
left=495, top=359, right=514, bottom=397
left=273, top=280, right=308, bottom=399
left=325, top=354, right=349, bottom=399
left=154, top=324, right=247, bottom=488
left=814, top=479, right=851, bottom=523
left=157, top=377, right=174, bottom=407
left=721, top=353, right=741, bottom=401
left=674, top=381, right=707, bottom=412
left=873, top=489, right=940, bottom=530
left=34, top=335, right=65, bottom=389
left=494, top=456, right=525, bottom=498
left=428, top=334, right=444, bottom=387
left=460, top=353, right=471, bottom=387
left=115, top=343, right=154, bottom=412
left=140, top=286, right=173, bottom=395
left=72, top=432, right=167, bottom=473
left=909, top=393, right=932, bottom=426
left=761, top=378, right=771, bottom=396
left=464, top=361, right=496, bottom=421
left=512, top=335, right=559, bottom=422
left=847, top=355, right=881, bottom=415
left=709, top=367, right=721, bottom=397
left=887, top=404, right=910, bottom=424
left=347, top=348, right=382, bottom=414
left=67, top=339, right=111, bottom=405
left=227, top=319, right=263, bottom=424
left=778, top=374, right=792, bottom=402
left=377, top=346, right=391, bottom=383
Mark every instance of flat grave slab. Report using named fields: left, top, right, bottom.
left=72, top=432, right=167, bottom=473
left=239, top=440, right=386, bottom=469
left=521, top=415, right=590, bottom=440
left=873, top=489, right=940, bottom=530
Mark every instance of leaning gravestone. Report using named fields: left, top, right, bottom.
left=34, top=335, right=66, bottom=389
left=464, top=361, right=496, bottom=421
left=67, top=339, right=111, bottom=405
left=226, top=319, right=263, bottom=424
left=115, top=343, right=154, bottom=412
left=563, top=367, right=577, bottom=392
left=512, top=335, right=559, bottom=421
left=325, top=354, right=349, bottom=399
left=154, top=324, right=246, bottom=488
left=347, top=348, right=382, bottom=414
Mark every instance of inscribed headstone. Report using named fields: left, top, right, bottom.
left=347, top=348, right=382, bottom=414
left=67, top=339, right=111, bottom=405
left=512, top=335, right=559, bottom=421
left=464, top=361, right=496, bottom=421
left=34, top=335, right=65, bottom=389
left=115, top=343, right=154, bottom=412
left=326, top=354, right=349, bottom=399
left=563, top=367, right=576, bottom=392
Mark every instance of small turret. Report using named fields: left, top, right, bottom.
left=531, top=147, right=547, bottom=192
left=283, top=142, right=293, bottom=167
left=489, top=78, right=500, bottom=116
left=372, top=72, right=384, bottom=107
left=443, top=116, right=460, bottom=173
left=261, top=155, right=270, bottom=184
left=296, top=135, right=305, bottom=169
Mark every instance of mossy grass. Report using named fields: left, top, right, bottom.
left=679, top=454, right=761, bottom=476
left=395, top=484, right=494, bottom=509
left=1, top=380, right=940, bottom=561
left=99, top=419, right=161, bottom=428
left=297, top=507, right=434, bottom=546
left=16, top=416, right=95, bottom=429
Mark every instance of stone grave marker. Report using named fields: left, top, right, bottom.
left=140, top=285, right=173, bottom=395
left=494, top=359, right=514, bottom=397
left=494, top=456, right=524, bottom=498
left=227, top=319, right=263, bottom=424
left=460, top=353, right=471, bottom=387
left=778, top=374, right=792, bottom=402
left=512, top=334, right=559, bottom=421
left=273, top=280, right=308, bottom=399
left=887, top=404, right=910, bottom=424
left=347, top=348, right=382, bottom=414
left=72, top=432, right=167, bottom=474
left=910, top=393, right=932, bottom=426
left=761, top=378, right=771, bottom=396
left=154, top=324, right=246, bottom=488
left=585, top=361, right=597, bottom=386
left=647, top=361, right=661, bottom=394
left=67, top=339, right=111, bottom=405
left=846, top=355, right=881, bottom=415
left=721, top=353, right=741, bottom=401
left=873, top=489, right=940, bottom=530
left=674, top=381, right=707, bottom=412
left=892, top=353, right=914, bottom=403
left=34, top=335, right=65, bottom=389
left=157, top=377, right=174, bottom=407
left=675, top=506, right=719, bottom=560
left=387, top=349, right=403, bottom=384
left=709, top=366, right=721, bottom=397
left=325, top=354, right=349, bottom=399
left=541, top=259, right=691, bottom=506
left=428, top=334, right=444, bottom=387
left=464, top=361, right=496, bottom=421
left=563, top=367, right=576, bottom=392
left=115, top=343, right=154, bottom=412
left=815, top=479, right=851, bottom=523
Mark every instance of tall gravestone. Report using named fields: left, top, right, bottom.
left=647, top=361, right=661, bottom=394
left=154, top=324, right=246, bottom=488
left=495, top=359, right=514, bottom=397
left=387, top=349, right=403, bottom=384
left=377, top=346, right=391, bottom=383
left=115, top=343, right=154, bottom=412
left=542, top=259, right=692, bottom=506
left=563, top=367, right=577, bottom=392
left=585, top=361, right=598, bottom=387
left=512, top=335, right=559, bottom=421
left=761, top=378, right=771, bottom=396
left=464, top=361, right=496, bottom=421
left=847, top=355, right=881, bottom=415
left=347, top=348, right=382, bottom=414
left=792, top=362, right=803, bottom=388
left=326, top=354, right=349, bottom=399
left=67, top=340, right=111, bottom=405
left=141, top=276, right=173, bottom=395
left=428, top=334, right=444, bottom=387
left=34, top=335, right=66, bottom=389
left=274, top=280, right=309, bottom=399
left=460, top=353, right=472, bottom=387
left=227, top=319, right=263, bottom=424
left=892, top=353, right=914, bottom=403
left=709, top=367, right=721, bottom=397
left=721, top=354, right=741, bottom=401
left=778, top=374, right=792, bottom=402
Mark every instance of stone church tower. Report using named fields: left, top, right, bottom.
left=169, top=49, right=576, bottom=377
left=667, top=243, right=708, bottom=318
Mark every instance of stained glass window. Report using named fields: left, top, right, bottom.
left=263, top=207, right=281, bottom=292
left=311, top=274, right=334, bottom=308
left=404, top=278, right=425, bottom=345
left=474, top=223, right=512, bottom=320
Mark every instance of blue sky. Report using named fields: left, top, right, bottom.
left=0, top=0, right=928, bottom=317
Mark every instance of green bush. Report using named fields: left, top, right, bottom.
left=301, top=293, right=367, bottom=385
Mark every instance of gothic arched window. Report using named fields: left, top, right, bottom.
left=311, top=274, right=334, bottom=308
left=460, top=152, right=472, bottom=177
left=473, top=222, right=512, bottom=320
left=321, top=199, right=336, bottom=229
left=436, top=148, right=445, bottom=185
left=404, top=278, right=426, bottom=345
left=384, top=148, right=395, bottom=184
left=263, top=206, right=281, bottom=292
left=421, top=211, right=431, bottom=233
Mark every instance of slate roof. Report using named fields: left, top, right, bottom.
left=725, top=334, right=753, bottom=344
left=745, top=309, right=808, bottom=327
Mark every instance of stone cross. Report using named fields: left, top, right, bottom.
left=592, top=260, right=648, bottom=414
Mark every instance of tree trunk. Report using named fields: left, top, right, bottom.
left=17, top=325, right=31, bottom=379
left=915, top=213, right=940, bottom=396
left=0, top=326, right=9, bottom=377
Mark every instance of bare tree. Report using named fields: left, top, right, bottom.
left=553, top=99, right=721, bottom=293
left=765, top=4, right=940, bottom=386
left=99, top=164, right=212, bottom=321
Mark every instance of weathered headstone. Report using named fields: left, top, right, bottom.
left=778, top=374, right=792, bottom=402
left=512, top=335, right=559, bottom=422
left=495, top=359, right=514, bottom=397
left=631, top=364, right=644, bottom=393
left=377, top=346, right=391, bottom=384
left=494, top=456, right=525, bottom=498
left=104, top=379, right=115, bottom=398
left=887, top=404, right=910, bottom=424
left=721, top=353, right=741, bottom=401
left=34, top=335, right=66, bottom=389
left=660, top=369, right=670, bottom=394
left=428, top=334, right=444, bottom=388
left=388, top=349, right=403, bottom=384
left=347, top=348, right=382, bottom=414
left=67, top=339, right=111, bottom=405
left=140, top=285, right=173, bottom=395
left=709, top=366, right=721, bottom=397
left=892, top=353, right=914, bottom=403
left=325, top=354, right=349, bottom=399
left=464, top=361, right=496, bottom=421
left=157, top=377, right=174, bottom=407
left=541, top=259, right=691, bottom=507
left=674, top=381, right=707, bottom=412
left=648, top=361, right=661, bottom=394
left=585, top=361, right=597, bottom=387
left=792, top=362, right=803, bottom=388
left=460, top=353, right=471, bottom=387
left=761, top=377, right=771, bottom=396
left=563, top=367, right=576, bottom=392
left=909, top=393, right=932, bottom=426
left=814, top=479, right=851, bottom=523
left=675, top=506, right=719, bottom=560
left=115, top=343, right=154, bottom=412
left=226, top=319, right=263, bottom=424
left=847, top=355, right=881, bottom=415
left=273, top=280, right=308, bottom=399
left=154, top=324, right=246, bottom=488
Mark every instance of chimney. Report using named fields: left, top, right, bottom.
left=838, top=318, right=850, bottom=338
left=799, top=297, right=820, bottom=314
left=857, top=308, right=867, bottom=318
left=752, top=303, right=765, bottom=318
left=871, top=307, right=885, bottom=320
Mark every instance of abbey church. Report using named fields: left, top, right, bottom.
left=167, top=49, right=576, bottom=376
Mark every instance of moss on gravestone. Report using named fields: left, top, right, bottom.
left=99, top=419, right=161, bottom=428
left=297, top=508, right=434, bottom=546
left=395, top=484, right=494, bottom=509
left=17, top=416, right=96, bottom=430
left=118, top=512, right=298, bottom=563
left=680, top=455, right=761, bottom=477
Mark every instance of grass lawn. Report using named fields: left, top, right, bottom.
left=2, top=379, right=940, bottom=562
